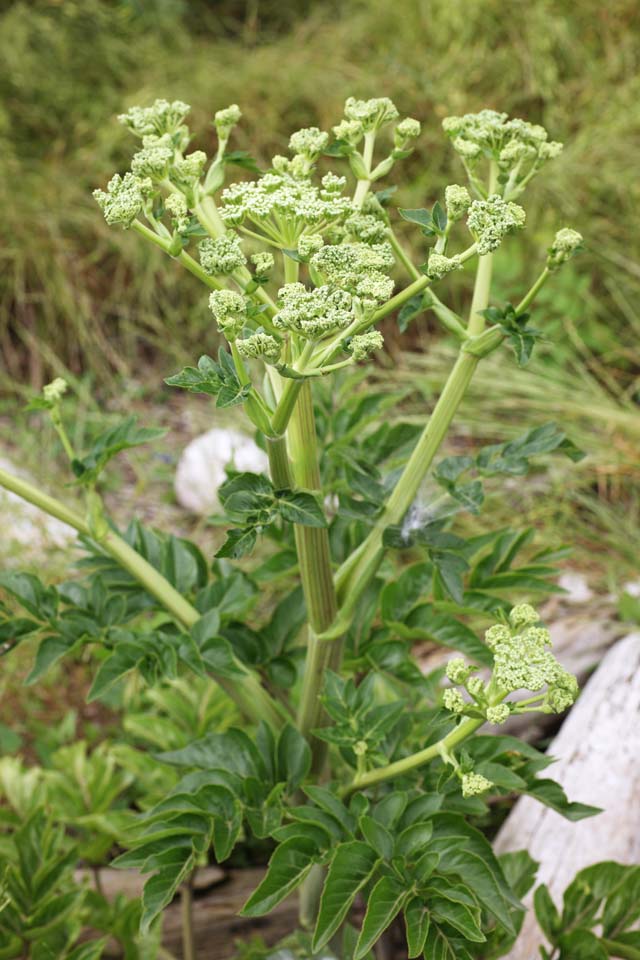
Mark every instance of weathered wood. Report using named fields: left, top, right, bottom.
left=495, top=632, right=640, bottom=959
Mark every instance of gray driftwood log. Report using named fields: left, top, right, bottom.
left=495, top=632, right=640, bottom=959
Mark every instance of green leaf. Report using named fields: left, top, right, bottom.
left=430, top=814, right=521, bottom=935
left=140, top=850, right=196, bottom=933
left=398, top=605, right=493, bottom=666
left=404, top=897, right=430, bottom=958
left=498, top=850, right=539, bottom=899
left=395, top=822, right=433, bottom=860
left=355, top=875, right=408, bottom=959
left=525, top=779, right=601, bottom=821
left=432, top=201, right=448, bottom=233
left=158, top=729, right=262, bottom=778
left=558, top=929, right=608, bottom=959
left=431, top=550, right=469, bottom=603
left=313, top=841, right=380, bottom=950
left=534, top=884, right=561, bottom=942
left=430, top=897, right=485, bottom=942
left=276, top=490, right=327, bottom=528
left=241, top=836, right=320, bottom=916
left=276, top=725, right=311, bottom=791
left=71, top=417, right=165, bottom=486
left=26, top=635, right=75, bottom=684
left=215, top=527, right=258, bottom=559
left=66, top=940, right=108, bottom=960
left=359, top=815, right=394, bottom=861
left=398, top=208, right=434, bottom=229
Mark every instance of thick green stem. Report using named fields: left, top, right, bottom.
left=333, top=350, right=479, bottom=615
left=181, top=883, right=196, bottom=960
left=331, top=248, right=493, bottom=628
left=0, top=467, right=285, bottom=729
left=342, top=717, right=484, bottom=796
left=266, top=435, right=293, bottom=488
left=132, top=220, right=223, bottom=291
left=286, top=382, right=338, bottom=758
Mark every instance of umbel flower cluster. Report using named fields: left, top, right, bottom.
left=441, top=603, right=579, bottom=796
left=93, top=95, right=583, bottom=388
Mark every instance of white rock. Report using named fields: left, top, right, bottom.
left=174, top=428, right=269, bottom=515
left=0, top=456, right=75, bottom=555
left=495, top=633, right=640, bottom=958
left=557, top=570, right=593, bottom=603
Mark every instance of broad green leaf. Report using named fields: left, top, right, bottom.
left=398, top=208, right=433, bottom=229
left=241, top=836, right=319, bottom=916
left=71, top=416, right=165, bottom=486
left=558, top=929, right=608, bottom=959
left=215, top=527, right=258, bottom=559
left=430, top=896, right=485, bottom=942
left=404, top=897, right=430, bottom=958
left=534, top=884, right=561, bottom=941
left=304, top=786, right=356, bottom=834
left=65, top=940, right=108, bottom=960
left=355, top=875, right=408, bottom=959
left=158, top=729, right=262, bottom=778
left=395, top=822, right=433, bottom=860
left=429, top=814, right=521, bottom=935
left=499, top=850, right=538, bottom=898
left=525, top=779, right=601, bottom=821
left=276, top=725, right=311, bottom=791
left=276, top=490, right=327, bottom=528
left=313, top=841, right=379, bottom=950
left=140, top=850, right=195, bottom=933
left=26, top=635, right=75, bottom=684
left=359, top=815, right=393, bottom=861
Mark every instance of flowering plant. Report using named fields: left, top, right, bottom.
left=1, top=98, right=623, bottom=960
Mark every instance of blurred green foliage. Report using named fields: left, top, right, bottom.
left=1, top=0, right=638, bottom=389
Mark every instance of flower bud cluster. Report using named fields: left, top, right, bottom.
left=310, top=242, right=394, bottom=303
left=289, top=127, right=329, bottom=161
left=220, top=172, right=351, bottom=235
left=461, top=772, right=493, bottom=799
left=445, top=184, right=471, bottom=222
left=343, top=96, right=399, bottom=133
left=274, top=283, right=354, bottom=340
left=297, top=234, right=325, bottom=260
left=208, top=290, right=247, bottom=340
left=426, top=253, right=462, bottom=281
left=394, top=117, right=421, bottom=147
left=467, top=195, right=526, bottom=254
left=442, top=109, right=563, bottom=184
left=547, top=228, right=584, bottom=271
left=93, top=172, right=152, bottom=228
left=236, top=332, right=282, bottom=364
left=172, top=151, right=207, bottom=186
left=198, top=234, right=246, bottom=276
left=214, top=104, right=241, bottom=138
left=349, top=331, right=384, bottom=361
left=131, top=137, right=174, bottom=180
left=485, top=604, right=578, bottom=712
left=251, top=251, right=275, bottom=276
left=165, top=193, right=190, bottom=234
left=118, top=99, right=191, bottom=138
left=43, top=378, right=68, bottom=403
left=343, top=212, right=388, bottom=245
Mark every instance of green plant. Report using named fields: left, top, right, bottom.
left=0, top=98, right=626, bottom=959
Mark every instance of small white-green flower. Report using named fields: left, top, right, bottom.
left=486, top=703, right=510, bottom=725
left=461, top=772, right=493, bottom=798
left=445, top=184, right=471, bottom=222
left=297, top=234, right=324, bottom=260
left=274, top=283, right=354, bottom=340
left=118, top=99, right=190, bottom=138
left=344, top=96, right=399, bottom=132
left=485, top=624, right=511, bottom=649
left=467, top=195, right=526, bottom=254
left=509, top=603, right=540, bottom=630
left=173, top=151, right=207, bottom=184
left=344, top=212, right=388, bottom=245
left=349, top=331, right=384, bottom=361
left=43, top=378, right=68, bottom=403
left=426, top=253, right=462, bottom=281
left=236, top=332, right=282, bottom=364
left=198, top=235, right=246, bottom=275
left=443, top=688, right=466, bottom=714
left=547, top=228, right=583, bottom=271
left=445, top=657, right=472, bottom=685
left=333, top=119, right=364, bottom=146
left=208, top=290, right=247, bottom=340
left=251, top=251, right=275, bottom=275
left=93, top=172, right=152, bottom=228
left=467, top=676, right=486, bottom=699
left=165, top=193, right=190, bottom=233
left=394, top=117, right=421, bottom=147
left=289, top=127, right=329, bottom=159
left=310, top=242, right=394, bottom=302
left=131, top=140, right=174, bottom=180
left=215, top=103, right=242, bottom=136
left=220, top=172, right=351, bottom=234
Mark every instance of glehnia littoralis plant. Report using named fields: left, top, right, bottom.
left=4, top=98, right=628, bottom=960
